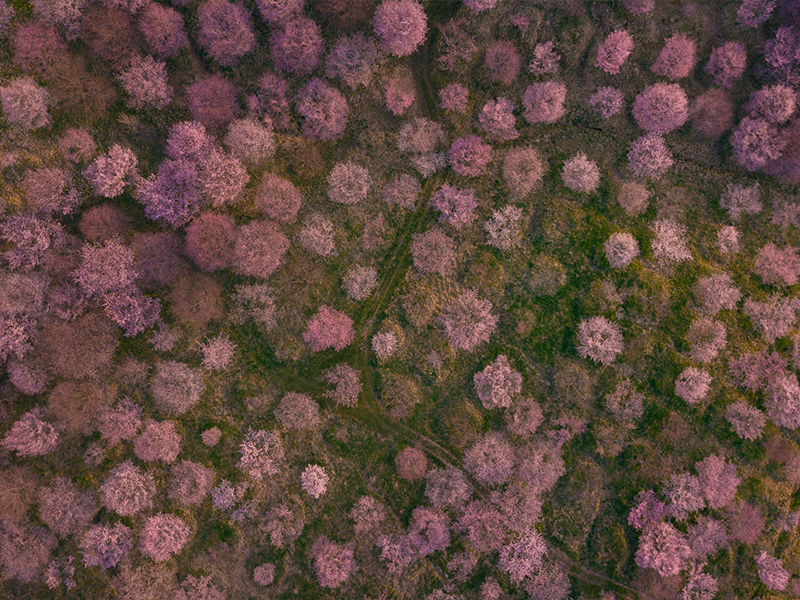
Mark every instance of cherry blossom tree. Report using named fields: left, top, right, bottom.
left=372, top=331, right=399, bottom=361
left=430, top=184, right=477, bottom=229
left=628, top=134, right=674, bottom=179
left=720, top=182, right=761, bottom=220
left=372, top=0, right=427, bottom=56
left=589, top=87, right=624, bottom=118
left=137, top=2, right=187, bottom=58
left=663, top=472, right=705, bottom=520
left=252, top=563, right=275, bottom=586
left=139, top=513, right=191, bottom=562
left=184, top=212, right=236, bottom=272
left=395, top=446, right=427, bottom=481
left=151, top=361, right=205, bottom=415
left=484, top=40, right=521, bottom=85
left=505, top=397, right=544, bottom=437
left=706, top=41, right=746, bottom=88
left=687, top=318, right=727, bottom=363
left=407, top=507, right=450, bottom=555
left=730, top=117, right=786, bottom=171
left=632, top=83, right=689, bottom=134
left=425, top=467, right=471, bottom=510
left=503, top=147, right=545, bottom=199
left=691, top=88, right=735, bottom=138
left=79, top=523, right=132, bottom=569
left=383, top=174, right=421, bottom=209
left=238, top=428, right=284, bottom=479
left=439, top=83, right=468, bottom=113
left=224, top=119, right=275, bottom=167
left=576, top=316, right=624, bottom=365
left=528, top=41, right=560, bottom=74
left=37, top=477, right=97, bottom=537
left=377, top=533, right=417, bottom=574
left=84, top=145, right=138, bottom=198
left=233, top=220, right=290, bottom=278
left=479, top=98, right=518, bottom=141
left=522, top=82, right=566, bottom=124
left=199, top=334, right=237, bottom=371
left=0, top=77, right=51, bottom=130
left=303, top=305, right=355, bottom=352
left=484, top=205, right=523, bottom=251
left=256, top=0, right=302, bottom=24
left=755, top=243, right=800, bottom=286
left=634, top=522, right=691, bottom=577
left=254, top=174, right=301, bottom=222
left=301, top=464, right=329, bottom=499
left=271, top=17, right=323, bottom=75
left=456, top=500, right=509, bottom=553
left=725, top=401, right=766, bottom=440
left=1, top=409, right=59, bottom=456
left=675, top=367, right=712, bottom=403
left=384, top=73, right=416, bottom=116
left=498, top=531, right=547, bottom=584
left=325, top=33, right=380, bottom=89
left=765, top=373, right=800, bottom=429
left=651, top=34, right=696, bottom=80
left=186, top=75, right=240, bottom=130
left=440, top=290, right=498, bottom=352
left=464, top=432, right=515, bottom=486
left=133, top=420, right=181, bottom=464
left=295, top=78, right=349, bottom=141
left=695, top=273, right=741, bottom=315
left=275, top=393, right=321, bottom=430
left=448, top=136, right=492, bottom=177
left=310, top=536, right=355, bottom=588
left=474, top=355, right=522, bottom=409
left=746, top=84, right=796, bottom=124
left=605, top=379, right=645, bottom=422
left=651, top=219, right=692, bottom=263
left=117, top=55, right=172, bottom=109
left=323, top=363, right=362, bottom=407
left=737, top=0, right=777, bottom=26
left=604, top=233, right=639, bottom=267
left=327, top=162, right=372, bottom=204
left=350, top=495, right=386, bottom=533
left=695, top=454, right=739, bottom=509
left=168, top=460, right=216, bottom=506
left=595, top=30, right=633, bottom=74
left=562, top=153, right=600, bottom=193
left=100, top=461, right=156, bottom=516
left=755, top=551, right=790, bottom=591
left=744, top=294, right=797, bottom=343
